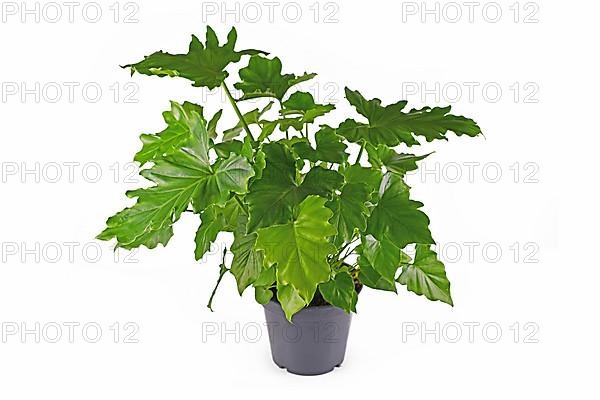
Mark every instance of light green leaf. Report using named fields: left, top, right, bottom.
left=134, top=102, right=210, bottom=166
left=98, top=128, right=253, bottom=250
left=234, top=55, right=316, bottom=101
left=337, top=87, right=481, bottom=146
left=277, top=283, right=306, bottom=322
left=319, top=270, right=357, bottom=313
left=123, top=26, right=265, bottom=89
left=367, top=174, right=434, bottom=249
left=397, top=244, right=453, bottom=305
left=230, top=215, right=264, bottom=294
left=255, top=286, right=273, bottom=304
left=255, top=196, right=336, bottom=304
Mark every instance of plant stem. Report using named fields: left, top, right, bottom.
left=334, top=235, right=360, bottom=261
left=221, top=82, right=253, bottom=141
left=234, top=194, right=249, bottom=215
left=207, top=247, right=229, bottom=312
left=355, top=140, right=366, bottom=164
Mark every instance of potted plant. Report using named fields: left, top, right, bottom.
left=98, top=26, right=482, bottom=375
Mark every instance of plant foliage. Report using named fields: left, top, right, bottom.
left=99, top=26, right=481, bottom=320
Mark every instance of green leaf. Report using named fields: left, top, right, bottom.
left=194, top=198, right=243, bottom=260
left=319, top=270, right=357, bottom=313
left=98, top=124, right=253, bottom=250
left=207, top=109, right=223, bottom=139
left=194, top=205, right=224, bottom=260
left=327, top=183, right=370, bottom=246
left=292, top=126, right=349, bottom=164
left=134, top=102, right=210, bottom=166
left=234, top=55, right=316, bottom=101
left=366, top=144, right=431, bottom=176
left=397, top=244, right=453, bottom=305
left=255, top=286, right=273, bottom=304
left=213, top=140, right=245, bottom=158
left=337, top=87, right=481, bottom=146
left=123, top=26, right=265, bottom=89
left=300, top=166, right=344, bottom=198
left=222, top=101, right=273, bottom=141
left=255, top=196, right=336, bottom=304
left=246, top=143, right=343, bottom=232
left=340, top=164, right=383, bottom=195
left=276, top=283, right=306, bottom=322
left=367, top=174, right=434, bottom=249
left=281, top=92, right=335, bottom=125
left=358, top=256, right=397, bottom=292
left=230, top=215, right=264, bottom=294
left=253, top=264, right=275, bottom=287
left=358, top=234, right=401, bottom=284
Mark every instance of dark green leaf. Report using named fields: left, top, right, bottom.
left=340, top=164, right=383, bottom=195
left=222, top=102, right=273, bottom=141
left=230, top=214, right=264, bottom=294
left=397, top=244, right=453, bottom=305
left=123, top=26, right=265, bottom=89
left=337, top=87, right=481, bottom=146
left=358, top=234, right=401, bottom=283
left=358, top=257, right=397, bottom=292
left=246, top=143, right=343, bottom=232
left=319, top=270, right=357, bottom=313
left=292, top=126, right=348, bottom=164
left=327, top=183, right=370, bottom=246
left=194, top=198, right=243, bottom=260
left=234, top=55, right=315, bottom=101
left=207, top=109, right=223, bottom=139
left=367, top=174, right=434, bottom=249
left=281, top=91, right=335, bottom=125
left=366, top=144, right=431, bottom=176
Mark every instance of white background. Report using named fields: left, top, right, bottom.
left=0, top=0, right=597, bottom=398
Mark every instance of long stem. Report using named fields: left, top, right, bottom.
left=221, top=82, right=253, bottom=140
left=207, top=248, right=229, bottom=312
left=355, top=140, right=366, bottom=164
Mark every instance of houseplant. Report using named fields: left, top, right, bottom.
left=98, top=26, right=481, bottom=375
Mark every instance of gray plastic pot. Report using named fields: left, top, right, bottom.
left=263, top=300, right=352, bottom=375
